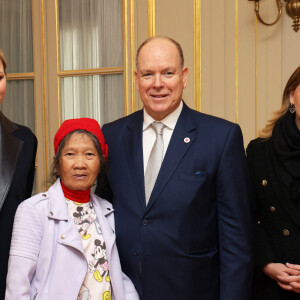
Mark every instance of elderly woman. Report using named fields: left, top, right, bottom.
left=247, top=65, right=300, bottom=299
left=0, top=49, right=37, bottom=299
left=5, top=118, right=139, bottom=300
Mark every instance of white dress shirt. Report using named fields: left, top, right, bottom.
left=143, top=101, right=183, bottom=174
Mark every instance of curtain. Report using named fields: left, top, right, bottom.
left=0, top=0, right=34, bottom=132
left=59, top=0, right=123, bottom=125
left=0, top=80, right=35, bottom=130
left=61, top=74, right=123, bottom=122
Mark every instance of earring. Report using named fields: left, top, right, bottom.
left=289, top=103, right=296, bottom=114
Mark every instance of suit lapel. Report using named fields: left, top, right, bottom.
left=123, top=110, right=146, bottom=210
left=146, top=104, right=196, bottom=210
left=0, top=112, right=23, bottom=211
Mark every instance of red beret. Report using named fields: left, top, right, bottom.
left=54, top=118, right=108, bottom=159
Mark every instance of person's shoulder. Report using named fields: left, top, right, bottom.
left=184, top=104, right=234, bottom=124
left=14, top=124, right=37, bottom=154
left=103, top=110, right=142, bottom=129
left=185, top=106, right=240, bottom=133
left=91, top=193, right=113, bottom=212
left=0, top=112, right=35, bottom=139
left=101, top=110, right=143, bottom=142
left=14, top=122, right=36, bottom=140
left=5, top=119, right=37, bottom=149
left=18, top=191, right=49, bottom=210
left=246, top=137, right=270, bottom=162
left=246, top=137, right=268, bottom=152
left=202, top=112, right=235, bottom=128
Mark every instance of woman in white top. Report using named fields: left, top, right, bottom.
left=5, top=118, right=139, bottom=300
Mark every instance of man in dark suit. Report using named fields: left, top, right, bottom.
left=0, top=49, right=37, bottom=298
left=96, top=36, right=252, bottom=299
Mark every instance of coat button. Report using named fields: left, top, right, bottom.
left=50, top=211, right=54, bottom=216
left=257, top=220, right=261, bottom=225
left=262, top=180, right=268, bottom=187
left=283, top=229, right=290, bottom=236
left=134, top=250, right=140, bottom=256
left=142, top=219, right=148, bottom=226
left=42, top=194, right=47, bottom=197
left=61, top=234, right=65, bottom=239
left=270, top=206, right=276, bottom=213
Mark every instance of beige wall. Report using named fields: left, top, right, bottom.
left=282, top=8, right=300, bottom=90
left=129, top=0, right=300, bottom=147
left=31, top=0, right=300, bottom=192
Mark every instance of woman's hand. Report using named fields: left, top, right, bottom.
left=281, top=263, right=300, bottom=293
left=286, top=262, right=300, bottom=272
left=263, top=262, right=300, bottom=292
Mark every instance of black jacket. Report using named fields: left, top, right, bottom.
left=0, top=112, right=37, bottom=298
left=247, top=138, right=300, bottom=300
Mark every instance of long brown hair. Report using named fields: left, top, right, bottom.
left=0, top=49, right=7, bottom=74
left=259, top=65, right=300, bottom=138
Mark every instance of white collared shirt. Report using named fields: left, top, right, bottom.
left=143, top=101, right=183, bottom=174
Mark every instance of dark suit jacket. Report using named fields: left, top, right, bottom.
left=247, top=138, right=300, bottom=300
left=97, top=103, right=252, bottom=300
left=0, top=112, right=37, bottom=299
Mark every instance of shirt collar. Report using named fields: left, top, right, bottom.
left=143, top=100, right=183, bottom=130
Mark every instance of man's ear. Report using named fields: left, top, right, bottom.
left=182, top=67, right=189, bottom=89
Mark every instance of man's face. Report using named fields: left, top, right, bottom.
left=135, top=39, right=188, bottom=121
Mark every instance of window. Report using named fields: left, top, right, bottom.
left=0, top=0, right=126, bottom=192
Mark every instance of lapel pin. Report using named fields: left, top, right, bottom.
left=184, top=137, right=190, bottom=143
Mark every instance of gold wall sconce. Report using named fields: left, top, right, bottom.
left=249, top=0, right=300, bottom=32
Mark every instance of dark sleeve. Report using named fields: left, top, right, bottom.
left=95, top=124, right=113, bottom=202
left=25, top=134, right=37, bottom=198
left=216, top=124, right=253, bottom=300
left=246, top=141, right=276, bottom=274
left=95, top=175, right=113, bottom=202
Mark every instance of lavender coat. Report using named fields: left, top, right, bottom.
left=5, top=179, right=139, bottom=300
